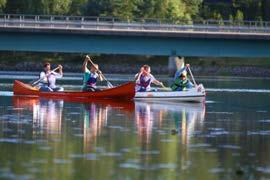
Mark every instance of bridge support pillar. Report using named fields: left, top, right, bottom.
left=168, top=56, right=185, bottom=76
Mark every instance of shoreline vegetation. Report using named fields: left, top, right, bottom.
left=1, top=1, right=270, bottom=24
left=0, top=52, right=270, bottom=77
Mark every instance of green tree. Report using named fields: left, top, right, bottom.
left=111, top=0, right=135, bottom=20
left=134, top=0, right=156, bottom=19
left=166, top=0, right=187, bottom=23
left=85, top=0, right=112, bottom=16
left=0, top=0, right=6, bottom=13
left=4, top=0, right=29, bottom=14
left=69, top=0, right=87, bottom=16
left=42, top=0, right=72, bottom=15
left=262, top=0, right=270, bottom=21
left=235, top=9, right=244, bottom=25
left=182, top=0, right=202, bottom=19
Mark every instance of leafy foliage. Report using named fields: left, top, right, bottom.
left=1, top=0, right=269, bottom=22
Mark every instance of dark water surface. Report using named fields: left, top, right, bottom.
left=0, top=76, right=270, bottom=179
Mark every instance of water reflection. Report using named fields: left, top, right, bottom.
left=82, top=103, right=108, bottom=151
left=7, top=97, right=211, bottom=178
left=12, top=97, right=135, bottom=140
left=135, top=101, right=206, bottom=144
left=12, top=96, right=206, bottom=150
left=13, top=97, right=64, bottom=138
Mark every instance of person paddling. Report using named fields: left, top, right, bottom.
left=82, top=55, right=104, bottom=92
left=38, top=62, right=64, bottom=92
left=135, top=65, right=164, bottom=92
left=171, top=64, right=193, bottom=91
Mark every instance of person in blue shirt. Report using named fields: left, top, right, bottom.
left=82, top=56, right=104, bottom=92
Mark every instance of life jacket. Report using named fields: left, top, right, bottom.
left=138, top=75, right=151, bottom=91
left=171, top=77, right=188, bottom=91
left=86, top=74, right=97, bottom=87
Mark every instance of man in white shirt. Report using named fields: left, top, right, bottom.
left=38, top=62, right=64, bottom=92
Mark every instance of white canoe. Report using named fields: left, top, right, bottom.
left=135, top=84, right=206, bottom=103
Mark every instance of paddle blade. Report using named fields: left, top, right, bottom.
left=107, top=82, right=114, bottom=88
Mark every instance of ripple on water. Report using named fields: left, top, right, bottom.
left=101, top=152, right=122, bottom=157
left=69, top=153, right=99, bottom=160
left=3, top=139, right=36, bottom=145
left=107, top=125, right=124, bottom=130
left=68, top=112, right=81, bottom=115
left=209, top=167, right=225, bottom=174
left=0, top=138, right=20, bottom=143
left=205, top=148, right=218, bottom=153
left=210, top=131, right=229, bottom=136
left=69, top=154, right=86, bottom=159
left=0, top=168, right=32, bottom=179
left=139, top=150, right=160, bottom=155
left=248, top=131, right=270, bottom=136
left=119, top=162, right=177, bottom=170
left=53, top=159, right=72, bottom=164
left=207, top=112, right=234, bottom=115
left=38, top=146, right=52, bottom=151
left=0, top=91, right=13, bottom=96
left=120, top=148, right=131, bottom=153
left=189, top=143, right=211, bottom=148
left=257, top=166, right=270, bottom=174
left=31, top=159, right=48, bottom=164
left=85, top=153, right=98, bottom=160
left=257, top=110, right=268, bottom=113
left=28, top=167, right=41, bottom=173
left=95, top=147, right=106, bottom=153
left=219, top=145, right=241, bottom=150
left=73, top=134, right=84, bottom=137
left=258, top=119, right=270, bottom=123
left=160, top=139, right=175, bottom=143
left=2, top=128, right=13, bottom=133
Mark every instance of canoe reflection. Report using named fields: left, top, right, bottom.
left=135, top=102, right=205, bottom=144
left=13, top=97, right=135, bottom=142
left=13, top=97, right=63, bottom=137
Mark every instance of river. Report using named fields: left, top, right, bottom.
left=0, top=74, right=270, bottom=179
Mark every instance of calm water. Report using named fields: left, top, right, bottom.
left=0, top=75, right=270, bottom=179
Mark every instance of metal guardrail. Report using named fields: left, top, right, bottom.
left=0, top=14, right=270, bottom=33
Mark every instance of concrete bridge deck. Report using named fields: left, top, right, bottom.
left=0, top=14, right=270, bottom=57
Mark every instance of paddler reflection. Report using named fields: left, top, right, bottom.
left=135, top=102, right=154, bottom=144
left=171, top=103, right=206, bottom=144
left=135, top=101, right=205, bottom=144
left=13, top=97, right=63, bottom=138
left=82, top=103, right=108, bottom=151
left=81, top=100, right=135, bottom=151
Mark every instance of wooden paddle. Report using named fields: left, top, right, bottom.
left=31, top=67, right=60, bottom=86
left=186, top=65, right=197, bottom=87
left=160, top=83, right=172, bottom=91
left=86, top=55, right=114, bottom=88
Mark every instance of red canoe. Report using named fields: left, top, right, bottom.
left=13, top=80, right=136, bottom=100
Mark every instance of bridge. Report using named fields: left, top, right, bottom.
left=0, top=14, right=270, bottom=57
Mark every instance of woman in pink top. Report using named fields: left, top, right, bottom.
left=135, top=65, right=164, bottom=92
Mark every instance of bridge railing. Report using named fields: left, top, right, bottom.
left=0, top=14, right=270, bottom=33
